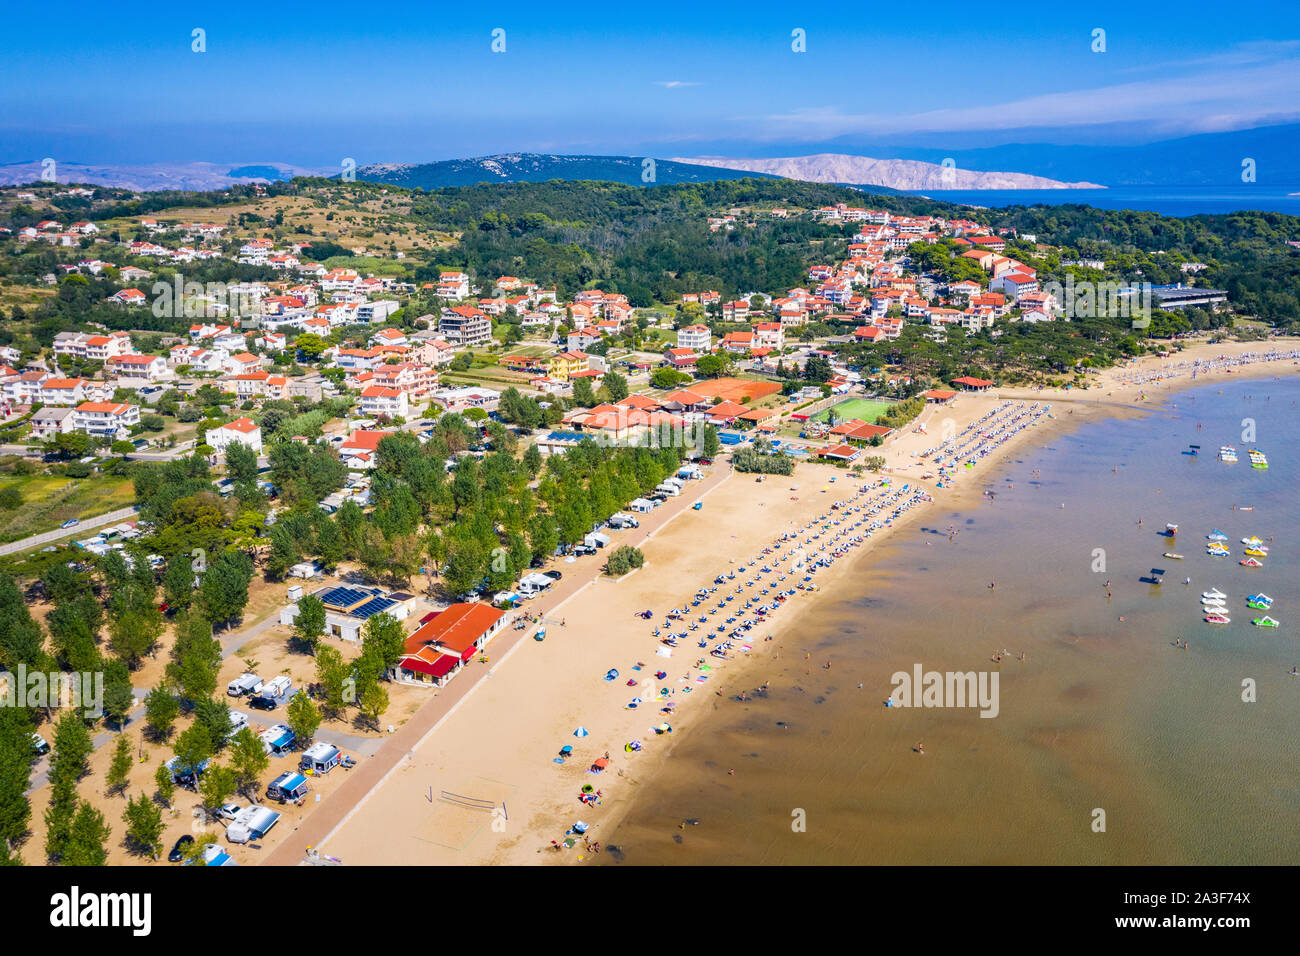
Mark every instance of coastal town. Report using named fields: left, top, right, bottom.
left=0, top=174, right=1294, bottom=870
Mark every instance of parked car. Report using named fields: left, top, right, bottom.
left=542, top=570, right=563, bottom=581
left=31, top=734, right=50, bottom=756
left=248, top=695, right=278, bottom=711
left=218, top=802, right=243, bottom=821
left=573, top=545, right=597, bottom=557
left=60, top=519, right=79, bottom=529
left=167, top=835, right=194, bottom=863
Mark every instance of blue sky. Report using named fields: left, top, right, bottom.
left=3, top=0, right=1299, bottom=166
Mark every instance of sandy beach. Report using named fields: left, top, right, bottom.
left=276, top=336, right=1300, bottom=866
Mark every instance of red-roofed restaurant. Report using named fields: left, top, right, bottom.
left=395, top=603, right=510, bottom=687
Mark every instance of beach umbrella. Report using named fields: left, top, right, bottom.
left=560, top=745, right=574, bottom=755
left=574, top=727, right=589, bottom=738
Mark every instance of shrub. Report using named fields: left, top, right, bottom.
left=605, top=545, right=645, bottom=577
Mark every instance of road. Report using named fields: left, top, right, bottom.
left=0, top=505, right=140, bottom=557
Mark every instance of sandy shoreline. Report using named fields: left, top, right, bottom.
left=304, top=336, right=1300, bottom=865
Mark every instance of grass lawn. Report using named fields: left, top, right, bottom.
left=0, top=473, right=136, bottom=544
left=812, top=398, right=895, bottom=424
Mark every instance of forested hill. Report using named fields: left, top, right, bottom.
left=399, top=178, right=969, bottom=303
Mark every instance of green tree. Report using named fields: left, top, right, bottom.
left=228, top=727, right=270, bottom=801
left=700, top=424, right=720, bottom=459
left=571, top=377, right=596, bottom=407
left=62, top=803, right=111, bottom=866
left=153, top=762, right=176, bottom=808
left=144, top=685, right=180, bottom=741
left=286, top=691, right=322, bottom=746
left=106, top=734, right=133, bottom=795
left=49, top=712, right=93, bottom=788
left=358, top=682, right=389, bottom=730
left=224, top=441, right=259, bottom=485
left=198, top=763, right=237, bottom=813
left=199, top=549, right=254, bottom=626
left=0, top=709, right=34, bottom=848
left=122, top=793, right=164, bottom=858
left=172, top=722, right=214, bottom=775
left=361, top=612, right=406, bottom=675
left=315, top=645, right=350, bottom=717
left=604, top=371, right=629, bottom=402
left=292, top=594, right=326, bottom=655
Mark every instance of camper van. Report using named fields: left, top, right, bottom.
left=608, top=513, right=640, bottom=529
left=518, top=571, right=554, bottom=597
left=266, top=770, right=311, bottom=803
left=225, top=806, right=281, bottom=845
left=259, top=724, right=296, bottom=756
left=226, top=711, right=250, bottom=738
left=226, top=673, right=264, bottom=697
left=299, top=742, right=342, bottom=775
left=263, top=675, right=292, bottom=699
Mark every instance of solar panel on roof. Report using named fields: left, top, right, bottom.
left=320, top=586, right=371, bottom=609
left=352, top=597, right=397, bottom=620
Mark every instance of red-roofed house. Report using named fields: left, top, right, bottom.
left=360, top=385, right=409, bottom=419
left=208, top=417, right=263, bottom=454
left=395, top=603, right=509, bottom=685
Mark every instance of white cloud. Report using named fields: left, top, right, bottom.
left=758, top=51, right=1300, bottom=140
left=655, top=80, right=701, bottom=88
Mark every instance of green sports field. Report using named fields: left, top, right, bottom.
left=812, top=398, right=894, bottom=424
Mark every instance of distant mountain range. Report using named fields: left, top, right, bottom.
left=2, top=123, right=1296, bottom=193
left=0, top=160, right=323, bottom=192
left=351, top=154, right=776, bottom=189
left=671, top=154, right=1102, bottom=190
left=797, top=123, right=1300, bottom=187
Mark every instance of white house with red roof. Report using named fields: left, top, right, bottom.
left=208, top=416, right=263, bottom=454
left=108, top=353, right=169, bottom=381
left=38, top=377, right=87, bottom=406
left=110, top=288, right=147, bottom=306
left=436, top=271, right=471, bottom=300
left=72, top=401, right=139, bottom=438
left=359, top=385, right=409, bottom=420
left=752, top=322, right=784, bottom=350
left=676, top=324, right=711, bottom=352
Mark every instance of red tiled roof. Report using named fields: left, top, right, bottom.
left=403, top=603, right=505, bottom=657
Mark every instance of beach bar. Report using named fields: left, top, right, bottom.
left=394, top=603, right=509, bottom=687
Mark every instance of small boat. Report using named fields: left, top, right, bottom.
left=1207, top=548, right=1229, bottom=557
left=1240, top=557, right=1264, bottom=568
left=1246, top=593, right=1273, bottom=609
left=1244, top=547, right=1269, bottom=557
left=1253, top=616, right=1280, bottom=628
left=1242, top=536, right=1263, bottom=546
left=1207, top=530, right=1228, bottom=541
left=1204, top=614, right=1232, bottom=624
left=1163, top=552, right=1184, bottom=560
left=1165, top=523, right=1179, bottom=535
left=1202, top=588, right=1226, bottom=600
